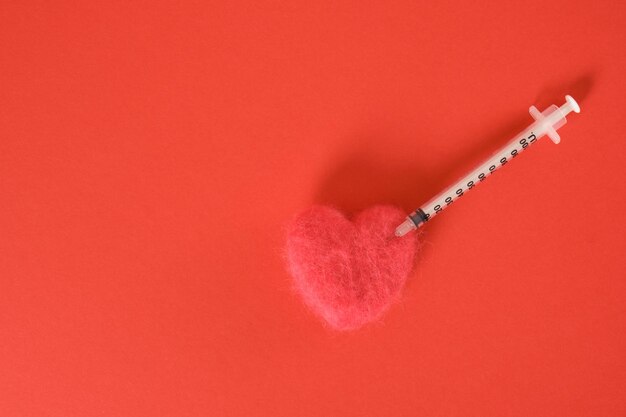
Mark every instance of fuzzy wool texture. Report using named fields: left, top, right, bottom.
left=286, top=205, right=419, bottom=331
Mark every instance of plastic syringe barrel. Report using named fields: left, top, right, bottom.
left=396, top=95, right=580, bottom=237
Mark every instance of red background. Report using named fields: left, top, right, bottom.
left=1, top=1, right=625, bottom=416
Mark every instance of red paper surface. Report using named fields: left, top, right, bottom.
left=1, top=1, right=625, bottom=416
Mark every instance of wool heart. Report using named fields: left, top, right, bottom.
left=286, top=205, right=419, bottom=330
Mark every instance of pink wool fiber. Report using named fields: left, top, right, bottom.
left=286, top=205, right=419, bottom=331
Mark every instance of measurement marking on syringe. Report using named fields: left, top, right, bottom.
left=423, top=132, right=539, bottom=220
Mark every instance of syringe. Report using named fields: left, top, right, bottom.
left=395, top=95, right=581, bottom=237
